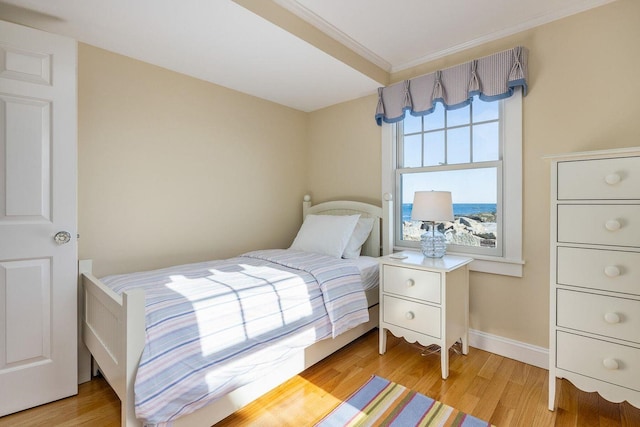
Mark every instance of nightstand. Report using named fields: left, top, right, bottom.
left=378, top=251, right=473, bottom=379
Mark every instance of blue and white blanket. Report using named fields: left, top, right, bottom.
left=101, top=249, right=369, bottom=426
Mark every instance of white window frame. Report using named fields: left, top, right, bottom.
left=382, top=89, right=524, bottom=276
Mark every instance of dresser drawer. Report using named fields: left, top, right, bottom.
left=557, top=289, right=640, bottom=344
left=557, top=247, right=640, bottom=295
left=382, top=265, right=441, bottom=304
left=557, top=204, right=640, bottom=247
left=556, top=331, right=640, bottom=392
left=557, top=156, right=640, bottom=200
left=382, top=295, right=440, bottom=338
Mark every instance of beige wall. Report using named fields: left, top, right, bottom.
left=308, top=0, right=640, bottom=347
left=78, top=45, right=309, bottom=277
left=307, top=94, right=382, bottom=205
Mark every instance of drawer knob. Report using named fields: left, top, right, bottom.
left=604, top=173, right=621, bottom=185
left=602, top=358, right=619, bottom=370
left=405, top=311, right=415, bottom=320
left=405, top=279, right=415, bottom=287
left=605, top=219, right=621, bottom=231
left=604, top=265, right=621, bottom=278
left=604, top=312, right=621, bottom=324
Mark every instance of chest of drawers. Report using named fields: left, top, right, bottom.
left=378, top=252, right=472, bottom=379
left=548, top=147, right=640, bottom=410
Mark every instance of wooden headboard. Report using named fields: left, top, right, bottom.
left=302, top=194, right=393, bottom=257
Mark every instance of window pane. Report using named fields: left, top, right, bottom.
left=447, top=105, right=470, bottom=127
left=401, top=168, right=498, bottom=248
left=393, top=94, right=514, bottom=260
left=403, top=134, right=422, bottom=167
left=472, top=98, right=499, bottom=122
left=424, top=131, right=444, bottom=166
left=447, top=127, right=470, bottom=164
left=424, top=103, right=444, bottom=131
left=403, top=114, right=422, bottom=135
left=473, top=122, right=499, bottom=162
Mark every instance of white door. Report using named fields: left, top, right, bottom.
left=0, top=20, right=78, bottom=415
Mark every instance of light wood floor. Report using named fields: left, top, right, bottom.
left=2, top=330, right=639, bottom=426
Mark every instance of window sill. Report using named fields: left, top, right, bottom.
left=394, top=248, right=524, bottom=277
left=459, top=254, right=524, bottom=277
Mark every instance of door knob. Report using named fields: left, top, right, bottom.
left=54, top=231, right=72, bottom=245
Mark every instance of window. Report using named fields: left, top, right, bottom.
left=382, top=89, right=523, bottom=276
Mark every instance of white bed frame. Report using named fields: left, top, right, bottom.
left=78, top=194, right=392, bottom=426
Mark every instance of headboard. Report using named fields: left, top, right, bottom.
left=302, top=194, right=393, bottom=257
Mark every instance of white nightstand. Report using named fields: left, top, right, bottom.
left=378, top=251, right=472, bottom=379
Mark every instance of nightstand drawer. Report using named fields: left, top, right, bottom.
left=557, top=156, right=640, bottom=200
left=382, top=295, right=440, bottom=338
left=557, top=289, right=640, bottom=344
left=557, top=247, right=640, bottom=295
left=556, top=331, right=640, bottom=392
left=382, top=265, right=441, bottom=304
left=557, top=204, right=640, bottom=247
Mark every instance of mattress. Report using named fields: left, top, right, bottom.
left=352, top=255, right=380, bottom=307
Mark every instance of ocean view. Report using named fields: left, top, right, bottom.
left=402, top=203, right=496, bottom=222
left=402, top=202, right=498, bottom=247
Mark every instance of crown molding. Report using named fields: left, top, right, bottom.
left=274, top=0, right=616, bottom=76
left=393, top=0, right=617, bottom=73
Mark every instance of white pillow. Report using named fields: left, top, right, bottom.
left=342, top=217, right=375, bottom=259
left=290, top=214, right=360, bottom=258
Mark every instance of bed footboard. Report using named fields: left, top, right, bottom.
left=79, top=260, right=145, bottom=427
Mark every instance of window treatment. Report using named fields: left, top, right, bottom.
left=375, top=46, right=528, bottom=125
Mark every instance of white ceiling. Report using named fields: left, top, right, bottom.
left=0, top=0, right=615, bottom=112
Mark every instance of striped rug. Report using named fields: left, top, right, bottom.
left=315, top=375, right=493, bottom=427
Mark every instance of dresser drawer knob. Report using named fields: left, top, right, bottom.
left=405, top=279, right=415, bottom=287
left=604, top=173, right=621, bottom=185
left=605, top=220, right=621, bottom=231
left=604, top=265, right=621, bottom=278
left=604, top=312, right=621, bottom=324
left=602, top=358, right=619, bottom=370
left=405, top=311, right=415, bottom=320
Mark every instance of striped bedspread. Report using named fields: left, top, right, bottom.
left=101, top=249, right=369, bottom=426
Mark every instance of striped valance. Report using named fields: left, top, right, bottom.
left=375, top=46, right=528, bottom=126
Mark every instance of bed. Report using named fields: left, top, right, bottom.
left=78, top=195, right=392, bottom=427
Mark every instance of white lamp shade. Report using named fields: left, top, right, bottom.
left=411, top=191, right=454, bottom=222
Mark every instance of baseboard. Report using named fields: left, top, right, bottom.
left=469, top=329, right=549, bottom=370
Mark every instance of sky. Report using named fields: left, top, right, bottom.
left=402, top=167, right=497, bottom=204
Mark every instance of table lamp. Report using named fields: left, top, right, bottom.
left=411, top=191, right=454, bottom=257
